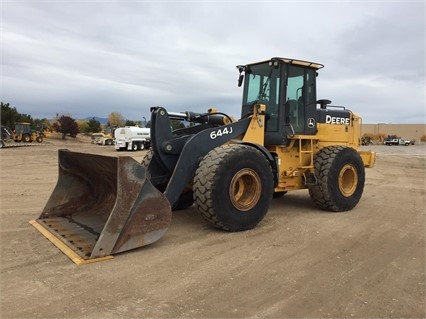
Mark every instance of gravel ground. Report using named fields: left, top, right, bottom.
left=1, top=138, right=425, bottom=318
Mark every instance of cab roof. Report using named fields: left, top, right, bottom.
left=247, top=57, right=324, bottom=70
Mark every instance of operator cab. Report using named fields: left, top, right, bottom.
left=239, top=57, right=324, bottom=145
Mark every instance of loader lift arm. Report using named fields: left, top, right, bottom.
left=148, top=106, right=257, bottom=207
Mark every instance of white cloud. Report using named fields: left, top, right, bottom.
left=2, top=1, right=425, bottom=123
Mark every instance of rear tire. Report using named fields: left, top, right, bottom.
left=193, top=144, right=273, bottom=231
left=132, top=143, right=138, bottom=151
left=308, top=146, right=365, bottom=212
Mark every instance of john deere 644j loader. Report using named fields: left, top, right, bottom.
left=31, top=57, right=375, bottom=264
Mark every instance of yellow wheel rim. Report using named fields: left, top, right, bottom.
left=229, top=168, right=261, bottom=211
left=338, top=164, right=358, bottom=197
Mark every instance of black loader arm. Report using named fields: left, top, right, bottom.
left=148, top=107, right=251, bottom=207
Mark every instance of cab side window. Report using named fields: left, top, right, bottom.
left=286, top=65, right=305, bottom=134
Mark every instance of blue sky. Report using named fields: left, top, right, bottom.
left=2, top=0, right=425, bottom=123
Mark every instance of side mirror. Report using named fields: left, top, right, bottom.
left=236, top=65, right=245, bottom=87
left=238, top=74, right=244, bottom=87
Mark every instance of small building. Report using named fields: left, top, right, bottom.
left=362, top=124, right=426, bottom=143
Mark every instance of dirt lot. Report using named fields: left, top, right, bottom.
left=1, top=137, right=425, bottom=318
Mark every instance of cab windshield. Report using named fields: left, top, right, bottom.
left=242, top=63, right=281, bottom=131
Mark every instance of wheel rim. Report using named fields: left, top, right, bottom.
left=229, top=168, right=261, bottom=211
left=338, top=164, right=358, bottom=197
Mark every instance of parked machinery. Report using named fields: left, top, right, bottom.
left=91, top=132, right=114, bottom=146
left=31, top=57, right=375, bottom=263
left=114, top=126, right=151, bottom=151
left=0, top=125, right=13, bottom=148
left=13, top=122, right=43, bottom=143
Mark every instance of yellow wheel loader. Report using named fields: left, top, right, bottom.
left=91, top=132, right=114, bottom=145
left=31, top=57, right=376, bottom=264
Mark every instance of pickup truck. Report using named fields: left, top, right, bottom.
left=383, top=138, right=410, bottom=146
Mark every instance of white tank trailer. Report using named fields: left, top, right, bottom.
left=114, top=126, right=151, bottom=151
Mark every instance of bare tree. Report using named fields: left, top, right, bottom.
left=108, top=112, right=125, bottom=127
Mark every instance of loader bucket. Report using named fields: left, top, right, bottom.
left=30, top=149, right=172, bottom=264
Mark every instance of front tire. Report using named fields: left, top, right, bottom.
left=193, top=144, right=273, bottom=231
left=22, top=134, right=31, bottom=143
left=309, top=146, right=365, bottom=212
left=172, top=190, right=194, bottom=211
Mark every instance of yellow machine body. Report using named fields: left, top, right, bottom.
left=31, top=57, right=376, bottom=264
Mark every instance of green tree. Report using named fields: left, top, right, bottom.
left=1, top=102, right=33, bottom=128
left=77, top=120, right=89, bottom=134
left=171, top=120, right=185, bottom=131
left=33, top=118, right=50, bottom=131
left=125, top=120, right=142, bottom=126
left=53, top=115, right=79, bottom=139
left=87, top=117, right=101, bottom=133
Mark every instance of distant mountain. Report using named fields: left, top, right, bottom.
left=81, top=117, right=108, bottom=125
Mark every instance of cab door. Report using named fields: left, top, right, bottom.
left=285, top=65, right=317, bottom=135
